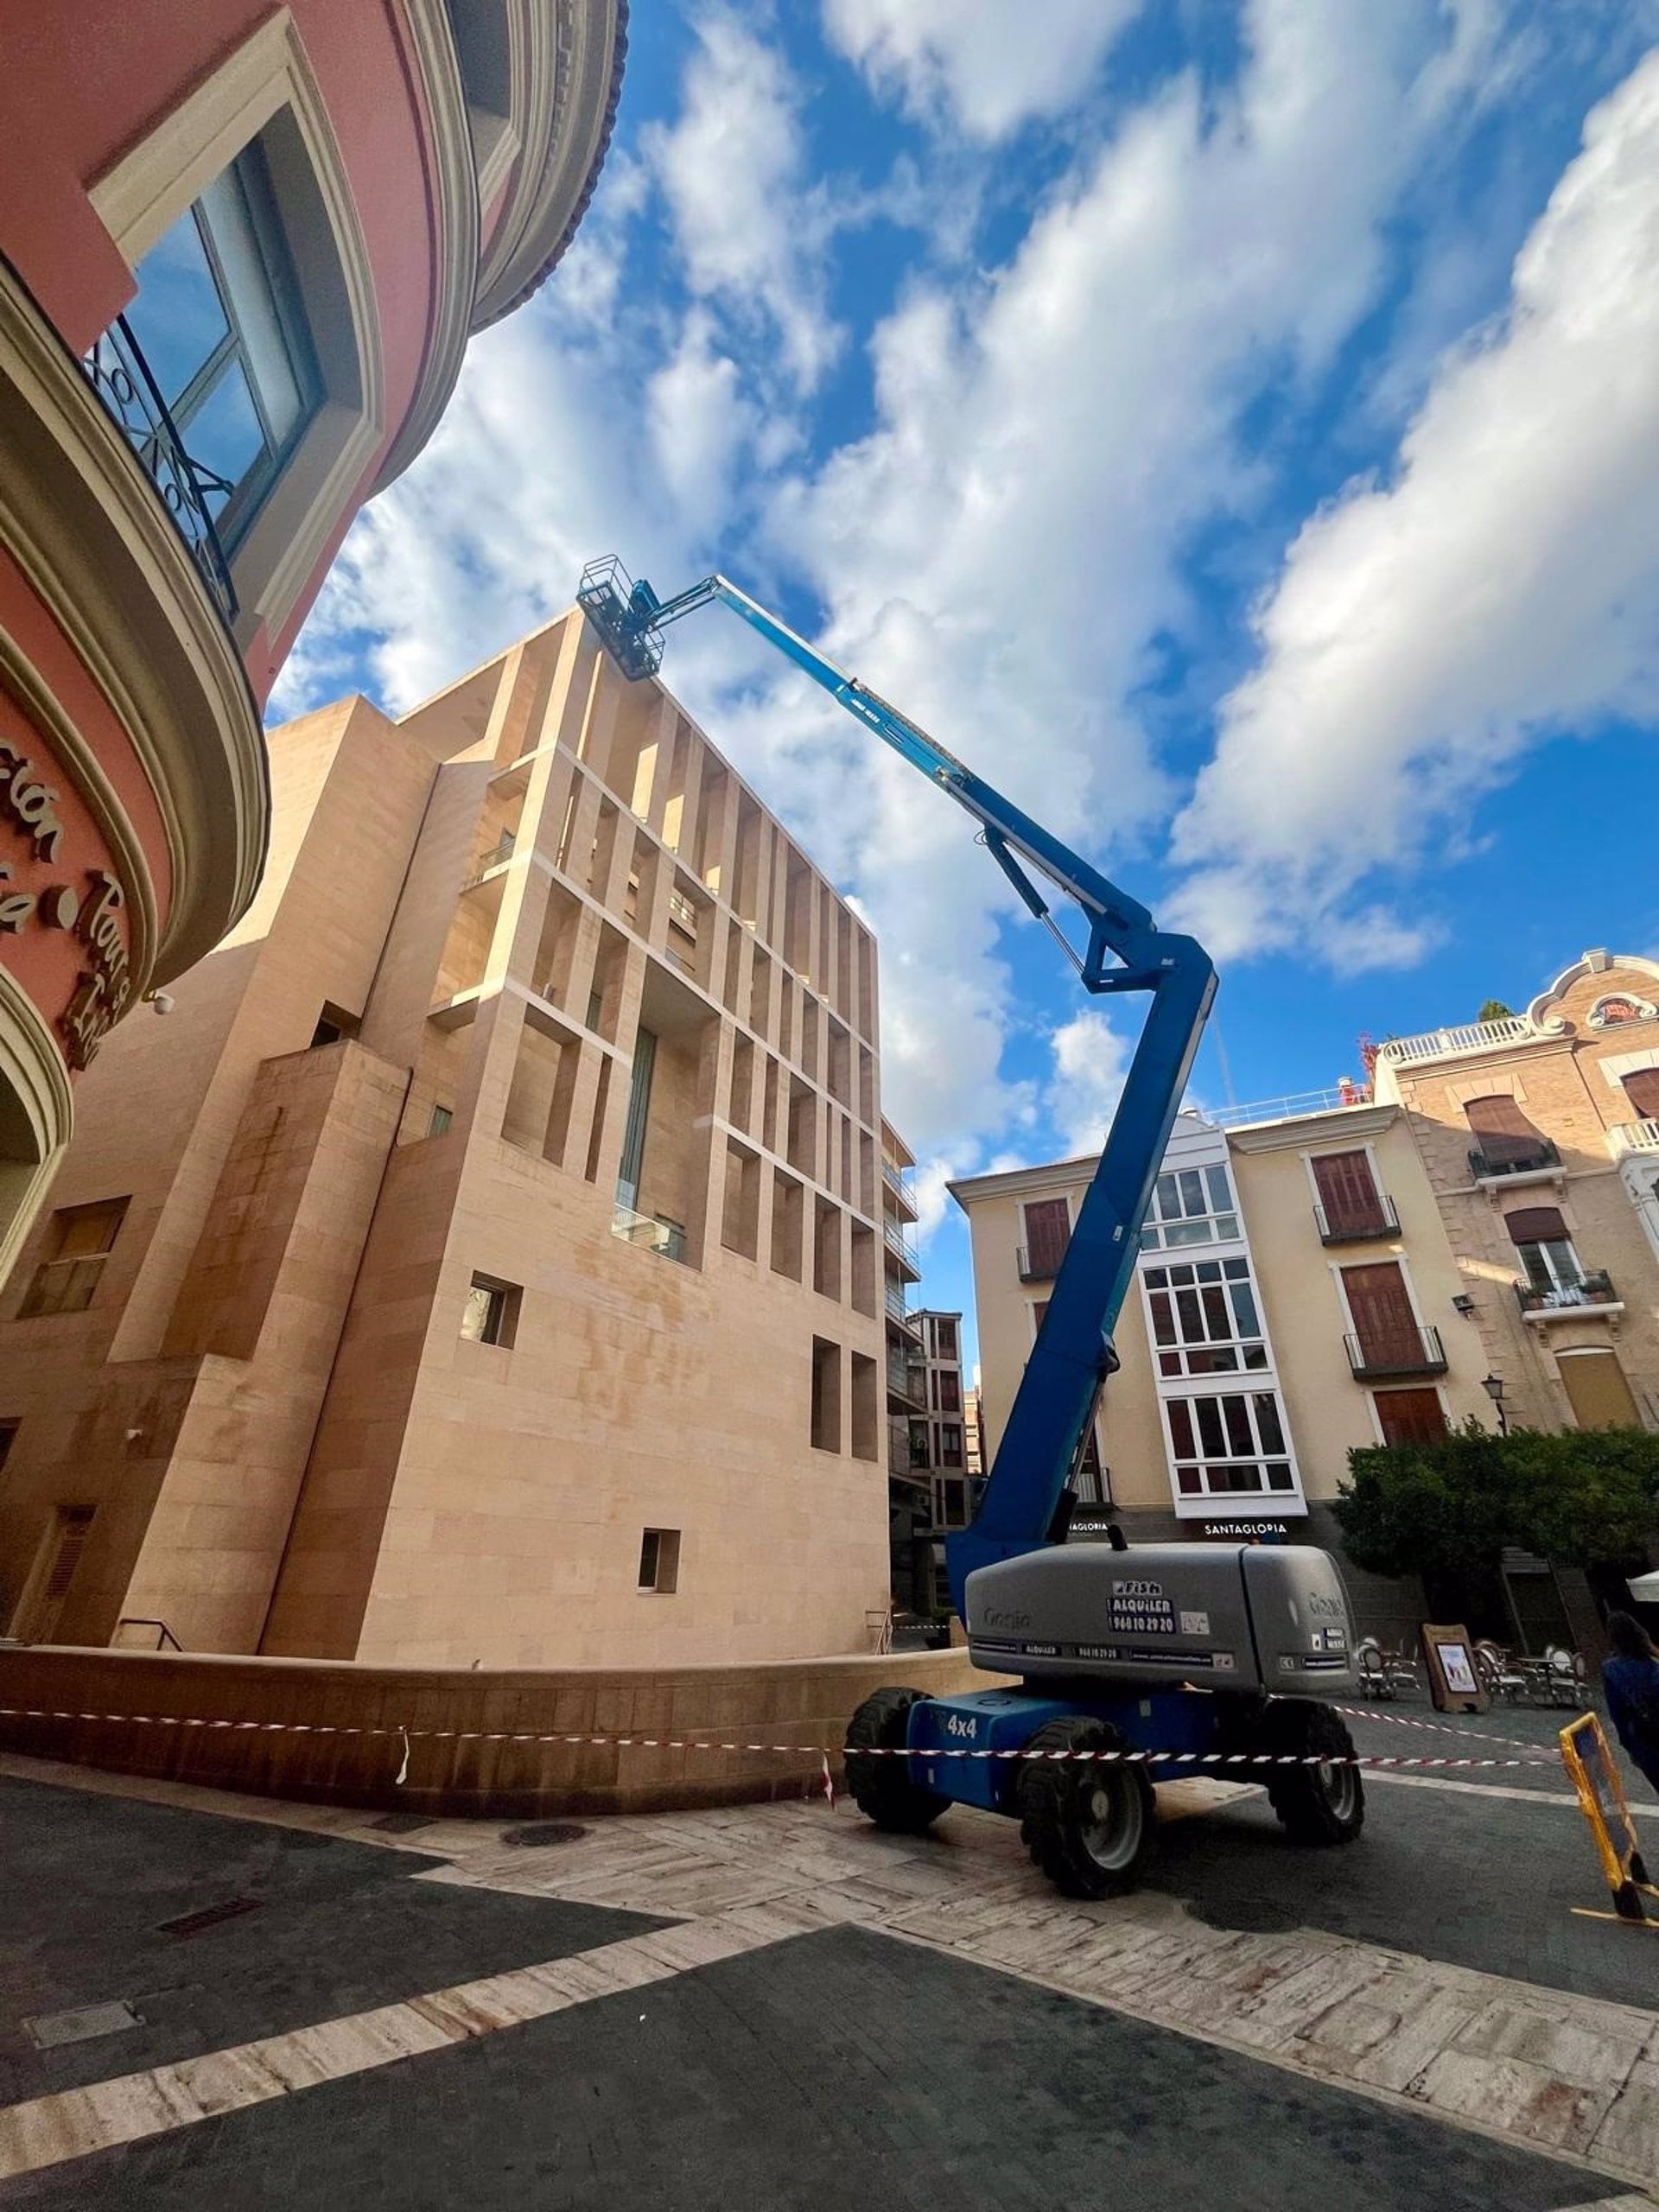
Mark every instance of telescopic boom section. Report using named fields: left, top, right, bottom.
left=576, top=558, right=1217, bottom=1617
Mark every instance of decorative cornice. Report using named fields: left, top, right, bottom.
left=472, top=0, right=628, bottom=331
left=367, top=0, right=481, bottom=495
left=1227, top=1103, right=1399, bottom=1154
left=0, top=257, right=268, bottom=981
left=1528, top=950, right=1659, bottom=1032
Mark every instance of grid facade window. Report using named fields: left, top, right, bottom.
left=18, top=1198, right=129, bottom=1319
left=1144, top=1256, right=1265, bottom=1377
left=1163, top=1390, right=1294, bottom=1497
left=1141, top=1163, right=1240, bottom=1250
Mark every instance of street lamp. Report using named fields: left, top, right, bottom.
left=1481, top=1372, right=1509, bottom=1436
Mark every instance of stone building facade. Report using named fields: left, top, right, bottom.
left=1372, top=950, right=1659, bottom=1436
left=0, top=607, right=893, bottom=1666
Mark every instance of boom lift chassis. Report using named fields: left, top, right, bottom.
left=579, top=556, right=1363, bottom=1897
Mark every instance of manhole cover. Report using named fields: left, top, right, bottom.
left=369, top=1813, right=435, bottom=1836
left=26, top=2000, right=143, bottom=2050
left=156, top=1897, right=264, bottom=1938
left=499, top=1821, right=587, bottom=1848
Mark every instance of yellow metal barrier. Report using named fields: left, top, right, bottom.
left=1560, top=1711, right=1655, bottom=1926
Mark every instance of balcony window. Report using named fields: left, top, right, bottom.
left=1623, top=1068, right=1659, bottom=1120
left=1141, top=1162, right=1239, bottom=1251
left=114, top=139, right=319, bottom=557
left=1310, top=1149, right=1396, bottom=1241
left=1019, top=1198, right=1071, bottom=1281
left=17, top=1198, right=129, bottom=1319
left=1164, top=1391, right=1294, bottom=1497
left=1374, top=1388, right=1448, bottom=1449
left=939, top=1421, right=964, bottom=1469
left=1144, top=1256, right=1267, bottom=1378
left=1464, top=1095, right=1556, bottom=1179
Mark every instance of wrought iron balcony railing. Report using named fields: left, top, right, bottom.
left=1468, top=1137, right=1560, bottom=1182
left=83, top=315, right=238, bottom=623
left=1314, top=1194, right=1401, bottom=1244
left=1516, top=1268, right=1617, bottom=1316
left=1344, top=1324, right=1448, bottom=1381
left=1017, top=1243, right=1065, bottom=1283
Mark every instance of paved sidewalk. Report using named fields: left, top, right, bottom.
left=0, top=1751, right=1656, bottom=2208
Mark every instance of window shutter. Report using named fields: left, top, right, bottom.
left=44, top=1509, right=94, bottom=1601
left=1022, top=1198, right=1071, bottom=1277
left=1503, top=1205, right=1567, bottom=1246
left=1375, top=1389, right=1447, bottom=1448
left=1463, top=1094, right=1544, bottom=1166
left=1343, top=1262, right=1418, bottom=1362
left=1312, top=1150, right=1381, bottom=1230
left=1623, top=1068, right=1659, bottom=1119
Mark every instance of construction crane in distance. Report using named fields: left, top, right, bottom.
left=577, top=556, right=1364, bottom=1900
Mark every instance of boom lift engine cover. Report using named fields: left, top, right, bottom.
left=967, top=1542, right=1360, bottom=1695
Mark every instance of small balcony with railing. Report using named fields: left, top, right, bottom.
left=885, top=1282, right=923, bottom=1343
left=1515, top=1268, right=1622, bottom=1324
left=1017, top=1243, right=1065, bottom=1284
left=883, top=1212, right=920, bottom=1282
left=887, top=1347, right=925, bottom=1408
left=1468, top=1137, right=1561, bottom=1187
left=1609, top=1120, right=1659, bottom=1161
left=882, top=1157, right=919, bottom=1225
left=1314, top=1194, right=1400, bottom=1245
left=1344, top=1324, right=1448, bottom=1381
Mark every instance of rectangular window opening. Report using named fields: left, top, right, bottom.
left=460, top=1272, right=521, bottom=1348
left=19, top=1198, right=130, bottom=1319
left=810, top=1336, right=842, bottom=1452
left=638, top=1527, right=681, bottom=1593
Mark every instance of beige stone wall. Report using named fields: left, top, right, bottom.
left=0, top=609, right=897, bottom=1671
left=0, top=1642, right=1002, bottom=1818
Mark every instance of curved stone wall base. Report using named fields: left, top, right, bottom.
left=0, top=1643, right=1006, bottom=1819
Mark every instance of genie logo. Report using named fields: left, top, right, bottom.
left=1307, top=1592, right=1345, bottom=1620
left=982, top=1607, right=1032, bottom=1630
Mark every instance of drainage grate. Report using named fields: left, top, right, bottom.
left=156, top=1897, right=264, bottom=1938
left=369, top=1813, right=435, bottom=1836
left=499, top=1821, right=588, bottom=1849
left=26, top=2000, right=143, bottom=2050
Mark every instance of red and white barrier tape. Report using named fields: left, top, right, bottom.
left=0, top=1702, right=1566, bottom=1770
left=1335, top=1702, right=1570, bottom=1754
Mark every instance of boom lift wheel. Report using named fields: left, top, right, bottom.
left=1016, top=1715, right=1154, bottom=1898
left=1259, top=1700, right=1365, bottom=1846
left=844, top=1687, right=950, bottom=1834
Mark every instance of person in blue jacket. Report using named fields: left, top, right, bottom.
left=1601, top=1611, right=1659, bottom=1792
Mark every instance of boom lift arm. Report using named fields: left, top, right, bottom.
left=577, top=558, right=1217, bottom=1618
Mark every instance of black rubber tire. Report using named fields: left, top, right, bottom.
left=1259, top=1700, right=1365, bottom=1846
left=1016, top=1716, right=1154, bottom=1899
left=843, top=1687, right=950, bottom=1834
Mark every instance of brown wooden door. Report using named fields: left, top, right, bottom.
left=1623, top=1068, right=1659, bottom=1120
left=1313, top=1150, right=1382, bottom=1232
left=1344, top=1262, right=1419, bottom=1365
left=1374, top=1389, right=1446, bottom=1448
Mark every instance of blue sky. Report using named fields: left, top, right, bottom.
left=282, top=3, right=1659, bottom=1364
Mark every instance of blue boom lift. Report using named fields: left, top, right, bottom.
left=578, top=556, right=1364, bottom=1897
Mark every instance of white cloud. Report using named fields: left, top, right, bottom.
left=645, top=311, right=755, bottom=522
left=281, top=0, right=1550, bottom=1200
left=645, top=9, right=838, bottom=395
left=1173, top=47, right=1659, bottom=963
left=822, top=0, right=1141, bottom=141
left=1043, top=1008, right=1132, bottom=1155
